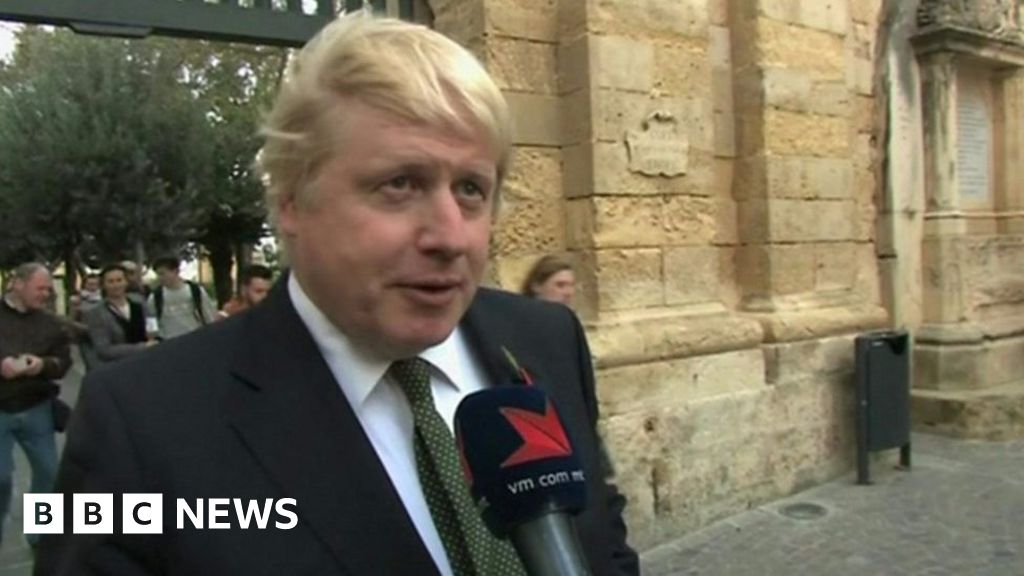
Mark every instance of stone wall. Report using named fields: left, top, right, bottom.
left=433, top=0, right=889, bottom=551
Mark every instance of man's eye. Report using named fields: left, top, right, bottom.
left=384, top=175, right=414, bottom=191
left=455, top=180, right=488, bottom=200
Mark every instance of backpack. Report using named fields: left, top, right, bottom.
left=154, top=280, right=207, bottom=325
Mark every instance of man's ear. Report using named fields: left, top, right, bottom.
left=276, top=193, right=299, bottom=237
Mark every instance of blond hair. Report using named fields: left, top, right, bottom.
left=259, top=11, right=512, bottom=224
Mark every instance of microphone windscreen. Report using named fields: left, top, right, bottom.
left=455, top=386, right=586, bottom=536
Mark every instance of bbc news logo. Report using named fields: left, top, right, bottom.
left=24, top=494, right=298, bottom=534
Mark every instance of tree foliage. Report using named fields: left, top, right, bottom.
left=0, top=28, right=287, bottom=302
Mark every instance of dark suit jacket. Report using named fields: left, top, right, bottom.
left=35, top=284, right=638, bottom=576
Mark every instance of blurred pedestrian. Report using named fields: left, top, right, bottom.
left=0, top=263, right=70, bottom=548
left=84, top=263, right=156, bottom=366
left=218, top=264, right=274, bottom=319
left=521, top=254, right=576, bottom=306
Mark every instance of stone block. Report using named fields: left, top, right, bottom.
left=493, top=195, right=564, bottom=255
left=795, top=0, right=849, bottom=35
left=709, top=0, right=728, bottom=26
left=588, top=248, right=665, bottom=311
left=592, top=35, right=655, bottom=93
left=558, top=35, right=589, bottom=95
left=433, top=0, right=484, bottom=47
left=715, top=110, right=737, bottom=158
left=484, top=0, right=558, bottom=42
left=762, top=67, right=813, bottom=112
left=663, top=196, right=717, bottom=245
left=593, top=90, right=714, bottom=152
left=566, top=198, right=595, bottom=250
left=502, top=146, right=562, bottom=201
left=591, top=196, right=665, bottom=248
left=854, top=95, right=876, bottom=133
left=598, top=348, right=765, bottom=416
left=856, top=242, right=882, bottom=303
left=850, top=0, right=882, bottom=24
left=763, top=109, right=849, bottom=156
left=851, top=22, right=875, bottom=60
left=590, top=140, right=718, bottom=197
left=760, top=0, right=849, bottom=35
left=814, top=241, right=859, bottom=291
left=767, top=199, right=856, bottom=242
left=487, top=37, right=557, bottom=94
left=557, top=0, right=587, bottom=38
left=710, top=26, right=731, bottom=68
left=604, top=373, right=855, bottom=549
left=847, top=56, right=874, bottom=96
left=589, top=0, right=709, bottom=40
left=664, top=246, right=722, bottom=305
left=756, top=17, right=845, bottom=81
left=506, top=92, right=561, bottom=146
left=774, top=244, right=818, bottom=295
left=804, top=157, right=854, bottom=199
left=653, top=40, right=711, bottom=98
left=586, top=310, right=763, bottom=368
left=763, top=333, right=857, bottom=387
left=741, top=196, right=860, bottom=241
left=559, top=89, right=591, bottom=145
left=808, top=81, right=850, bottom=117
left=714, top=198, right=738, bottom=245
left=562, top=143, right=594, bottom=199
left=712, top=68, right=734, bottom=114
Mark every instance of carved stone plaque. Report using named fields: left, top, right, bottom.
left=957, top=75, right=992, bottom=202
left=625, top=111, right=689, bottom=177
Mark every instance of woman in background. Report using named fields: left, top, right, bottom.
left=521, top=254, right=576, bottom=306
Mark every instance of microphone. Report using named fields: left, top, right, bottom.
left=455, top=386, right=591, bottom=576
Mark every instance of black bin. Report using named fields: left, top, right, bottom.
left=855, top=330, right=911, bottom=485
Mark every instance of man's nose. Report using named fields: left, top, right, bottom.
left=417, top=185, right=469, bottom=258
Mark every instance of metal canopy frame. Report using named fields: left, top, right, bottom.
left=0, top=0, right=335, bottom=47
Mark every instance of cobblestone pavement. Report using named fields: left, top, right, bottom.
left=641, top=433, right=1024, bottom=576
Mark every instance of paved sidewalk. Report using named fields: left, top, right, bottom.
left=641, top=433, right=1023, bottom=576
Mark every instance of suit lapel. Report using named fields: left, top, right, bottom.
left=222, top=282, right=438, bottom=575
left=460, top=289, right=551, bottom=391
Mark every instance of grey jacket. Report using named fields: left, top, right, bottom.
left=83, top=301, right=149, bottom=365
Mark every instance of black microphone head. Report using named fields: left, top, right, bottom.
left=455, top=385, right=586, bottom=536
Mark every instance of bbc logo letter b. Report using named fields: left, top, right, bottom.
left=74, top=494, right=114, bottom=534
left=24, top=494, right=63, bottom=534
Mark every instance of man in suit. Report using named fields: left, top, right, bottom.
left=36, top=11, right=638, bottom=576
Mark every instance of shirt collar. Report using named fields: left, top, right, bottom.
left=288, top=275, right=469, bottom=410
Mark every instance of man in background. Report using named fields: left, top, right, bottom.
left=0, top=263, right=70, bottom=548
left=148, top=255, right=216, bottom=340
left=218, top=264, right=274, bottom=319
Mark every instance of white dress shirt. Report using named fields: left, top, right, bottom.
left=289, top=276, right=488, bottom=576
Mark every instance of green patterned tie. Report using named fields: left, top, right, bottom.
left=389, top=358, right=527, bottom=576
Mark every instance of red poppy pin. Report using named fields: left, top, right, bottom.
left=501, top=346, right=534, bottom=386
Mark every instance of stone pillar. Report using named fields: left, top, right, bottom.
left=907, top=5, right=1024, bottom=439
left=730, top=0, right=887, bottom=334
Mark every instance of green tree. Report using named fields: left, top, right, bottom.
left=0, top=29, right=288, bottom=303
left=179, top=42, right=287, bottom=305
left=0, top=28, right=212, bottom=290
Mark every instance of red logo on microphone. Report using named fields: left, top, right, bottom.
left=499, top=401, right=572, bottom=468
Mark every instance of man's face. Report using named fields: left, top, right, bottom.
left=83, top=276, right=100, bottom=293
left=242, top=277, right=271, bottom=307
left=156, top=266, right=180, bottom=288
left=102, top=270, right=127, bottom=299
left=12, top=270, right=53, bottom=311
left=278, top=102, right=498, bottom=360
